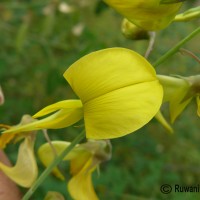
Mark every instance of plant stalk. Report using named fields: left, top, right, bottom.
left=153, top=26, right=200, bottom=67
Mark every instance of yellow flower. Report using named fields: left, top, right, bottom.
left=0, top=115, right=38, bottom=187
left=3, top=48, right=163, bottom=139
left=38, top=140, right=112, bottom=200
left=103, top=0, right=182, bottom=30
left=157, top=75, right=200, bottom=122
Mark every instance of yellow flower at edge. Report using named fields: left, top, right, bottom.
left=38, top=140, right=112, bottom=200
left=158, top=75, right=200, bottom=122
left=103, top=0, right=182, bottom=30
left=2, top=48, right=163, bottom=139
left=0, top=115, right=38, bottom=187
left=0, top=135, right=38, bottom=187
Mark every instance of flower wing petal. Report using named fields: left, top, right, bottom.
left=84, top=80, right=163, bottom=139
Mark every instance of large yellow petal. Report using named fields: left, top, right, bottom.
left=103, top=0, right=182, bottom=30
left=64, top=48, right=157, bottom=103
left=0, top=136, right=37, bottom=187
left=84, top=81, right=163, bottom=139
left=68, top=158, right=99, bottom=200
left=64, top=48, right=163, bottom=139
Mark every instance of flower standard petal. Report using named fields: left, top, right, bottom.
left=64, top=48, right=163, bottom=139
left=64, top=48, right=157, bottom=103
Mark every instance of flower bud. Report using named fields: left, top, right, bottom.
left=44, top=191, right=65, bottom=200
left=121, top=18, right=149, bottom=40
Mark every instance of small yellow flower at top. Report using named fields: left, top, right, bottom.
left=103, top=0, right=183, bottom=30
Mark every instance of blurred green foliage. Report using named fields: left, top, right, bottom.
left=0, top=0, right=200, bottom=199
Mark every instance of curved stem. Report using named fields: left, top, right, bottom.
left=153, top=26, right=200, bottom=68
left=22, top=130, right=85, bottom=200
left=145, top=31, right=156, bottom=59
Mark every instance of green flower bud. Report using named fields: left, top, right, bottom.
left=121, top=18, right=149, bottom=40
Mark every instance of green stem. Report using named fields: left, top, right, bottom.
left=153, top=26, right=200, bottom=68
left=22, top=130, right=85, bottom=200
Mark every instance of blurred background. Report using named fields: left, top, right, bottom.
left=0, top=0, right=200, bottom=199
